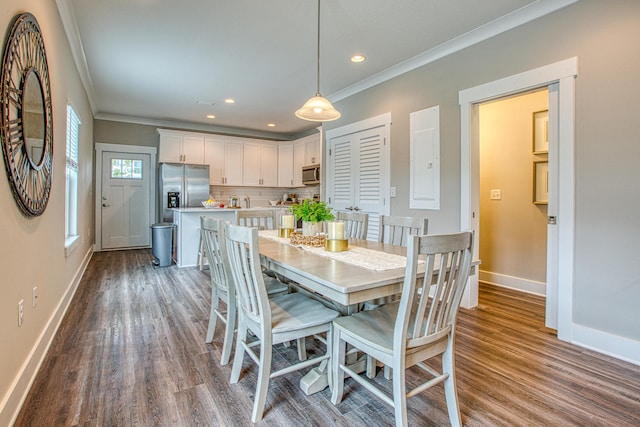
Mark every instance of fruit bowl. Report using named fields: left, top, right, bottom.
left=202, top=200, right=217, bottom=208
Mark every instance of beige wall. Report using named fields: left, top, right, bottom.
left=0, top=1, right=95, bottom=424
left=479, top=90, right=549, bottom=284
left=94, top=119, right=159, bottom=147
left=325, top=0, right=640, bottom=345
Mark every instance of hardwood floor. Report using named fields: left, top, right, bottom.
left=14, top=249, right=640, bottom=426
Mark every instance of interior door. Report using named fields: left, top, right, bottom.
left=545, top=83, right=559, bottom=329
left=101, top=151, right=151, bottom=249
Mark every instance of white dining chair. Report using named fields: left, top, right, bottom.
left=365, top=215, right=429, bottom=377
left=236, top=209, right=277, bottom=230
left=335, top=211, right=369, bottom=239
left=201, top=216, right=288, bottom=365
left=331, top=231, right=474, bottom=427
left=378, top=215, right=428, bottom=247
left=225, top=223, right=339, bottom=423
left=200, top=217, right=236, bottom=365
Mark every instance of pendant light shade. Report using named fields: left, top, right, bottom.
left=296, top=0, right=340, bottom=122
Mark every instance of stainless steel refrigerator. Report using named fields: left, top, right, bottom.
left=158, top=163, right=210, bottom=222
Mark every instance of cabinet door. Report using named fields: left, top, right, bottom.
left=278, top=144, right=294, bottom=187
left=224, top=141, right=244, bottom=186
left=293, top=142, right=306, bottom=187
left=158, top=134, right=182, bottom=163
left=204, top=138, right=226, bottom=185
left=243, top=142, right=262, bottom=186
left=261, top=144, right=278, bottom=187
left=306, top=136, right=320, bottom=165
left=181, top=136, right=205, bottom=164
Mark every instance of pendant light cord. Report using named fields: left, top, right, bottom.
left=316, top=0, right=321, bottom=96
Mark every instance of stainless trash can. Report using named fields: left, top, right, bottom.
left=151, top=223, right=175, bottom=267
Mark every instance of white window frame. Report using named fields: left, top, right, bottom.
left=65, top=103, right=81, bottom=256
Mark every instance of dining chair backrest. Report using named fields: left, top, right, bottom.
left=378, top=215, right=428, bottom=247
left=200, top=217, right=230, bottom=294
left=224, top=223, right=271, bottom=333
left=397, top=231, right=473, bottom=354
left=237, top=209, right=277, bottom=230
left=336, top=211, right=369, bottom=239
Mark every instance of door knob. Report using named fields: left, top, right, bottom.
left=548, top=216, right=557, bottom=224
left=103, top=203, right=111, bottom=207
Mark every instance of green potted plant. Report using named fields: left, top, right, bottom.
left=289, top=199, right=335, bottom=236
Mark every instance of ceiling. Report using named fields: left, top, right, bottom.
left=58, top=0, right=576, bottom=139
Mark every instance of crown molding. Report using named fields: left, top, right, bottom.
left=329, top=0, right=580, bottom=103
left=56, top=0, right=97, bottom=114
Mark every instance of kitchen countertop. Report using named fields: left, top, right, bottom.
left=172, top=206, right=289, bottom=213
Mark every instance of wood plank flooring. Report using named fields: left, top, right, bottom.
left=14, top=249, right=640, bottom=426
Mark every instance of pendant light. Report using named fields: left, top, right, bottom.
left=295, top=0, right=341, bottom=122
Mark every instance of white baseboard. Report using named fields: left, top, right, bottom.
left=572, top=324, right=640, bottom=366
left=479, top=270, right=546, bottom=296
left=1, top=248, right=93, bottom=426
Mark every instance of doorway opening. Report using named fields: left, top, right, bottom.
left=459, top=57, right=577, bottom=341
left=478, top=89, right=549, bottom=299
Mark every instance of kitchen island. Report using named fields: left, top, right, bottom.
left=172, top=207, right=288, bottom=267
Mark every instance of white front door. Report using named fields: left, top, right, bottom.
left=101, top=151, right=151, bottom=249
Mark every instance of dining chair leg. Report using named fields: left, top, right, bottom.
left=443, top=343, right=462, bottom=427
left=330, top=329, right=346, bottom=405
left=392, top=359, right=409, bottom=427
left=205, top=289, right=219, bottom=344
left=220, top=303, right=235, bottom=365
left=230, top=323, right=247, bottom=384
left=252, top=333, right=273, bottom=423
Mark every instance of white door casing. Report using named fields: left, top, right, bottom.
left=95, top=143, right=157, bottom=251
left=459, top=58, right=577, bottom=340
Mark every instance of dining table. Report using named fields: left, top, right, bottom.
left=257, top=229, right=478, bottom=395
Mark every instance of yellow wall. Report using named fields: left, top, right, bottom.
left=479, top=90, right=549, bottom=287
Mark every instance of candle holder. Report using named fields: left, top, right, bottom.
left=278, top=228, right=293, bottom=238
left=325, top=238, right=348, bottom=252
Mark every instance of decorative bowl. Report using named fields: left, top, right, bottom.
left=202, top=200, right=217, bottom=208
left=269, top=200, right=279, bottom=206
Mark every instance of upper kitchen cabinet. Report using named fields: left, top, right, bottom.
left=204, top=136, right=243, bottom=186
left=243, top=141, right=278, bottom=187
left=278, top=144, right=294, bottom=187
left=158, top=129, right=205, bottom=164
left=293, top=133, right=321, bottom=186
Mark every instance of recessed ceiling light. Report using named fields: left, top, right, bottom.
left=350, top=55, right=366, bottom=63
left=206, top=114, right=216, bottom=119
left=224, top=98, right=235, bottom=104
left=267, top=123, right=275, bottom=127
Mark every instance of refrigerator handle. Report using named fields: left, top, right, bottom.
left=183, top=175, right=188, bottom=207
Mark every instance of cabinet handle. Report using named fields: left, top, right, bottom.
left=354, top=206, right=361, bottom=211
left=346, top=206, right=353, bottom=211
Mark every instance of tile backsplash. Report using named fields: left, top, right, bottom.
left=210, top=185, right=319, bottom=208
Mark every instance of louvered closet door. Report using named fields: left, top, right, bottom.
left=330, top=134, right=355, bottom=211
left=327, top=125, right=387, bottom=241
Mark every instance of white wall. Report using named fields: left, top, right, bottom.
left=323, top=0, right=640, bottom=358
left=0, top=1, right=94, bottom=424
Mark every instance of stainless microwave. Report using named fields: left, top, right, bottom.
left=302, top=164, right=320, bottom=185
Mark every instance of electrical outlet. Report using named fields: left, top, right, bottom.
left=18, top=299, right=24, bottom=327
left=490, top=189, right=502, bottom=200
left=33, top=286, right=38, bottom=307
left=390, top=187, right=397, bottom=197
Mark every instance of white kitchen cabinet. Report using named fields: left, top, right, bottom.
left=305, top=135, right=320, bottom=165
left=293, top=141, right=306, bottom=187
left=158, top=129, right=205, bottom=164
left=204, top=137, right=243, bottom=185
left=278, top=144, right=294, bottom=187
left=243, top=141, right=278, bottom=187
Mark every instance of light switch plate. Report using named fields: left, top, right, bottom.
left=390, top=187, right=397, bottom=197
left=490, top=189, right=502, bottom=200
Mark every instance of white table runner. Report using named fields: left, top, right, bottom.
left=260, top=230, right=409, bottom=271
